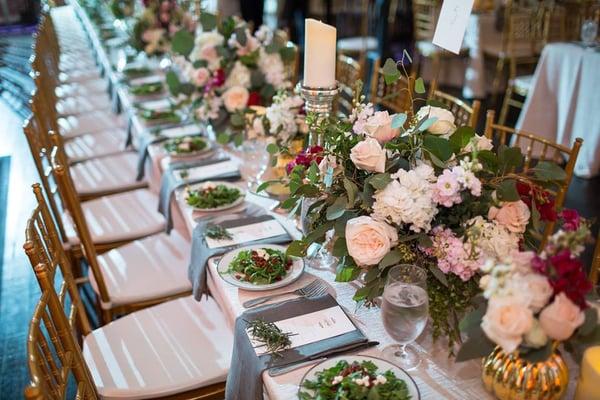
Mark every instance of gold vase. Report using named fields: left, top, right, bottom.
left=259, top=139, right=304, bottom=197
left=482, top=346, right=569, bottom=400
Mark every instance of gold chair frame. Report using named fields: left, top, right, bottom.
left=590, top=232, right=600, bottom=285
left=484, top=110, right=583, bottom=248
left=23, top=187, right=224, bottom=399
left=336, top=54, right=362, bottom=116
left=369, top=58, right=415, bottom=115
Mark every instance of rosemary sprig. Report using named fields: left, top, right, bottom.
left=205, top=224, right=232, bottom=240
left=247, top=319, right=294, bottom=357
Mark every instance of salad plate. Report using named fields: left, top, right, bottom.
left=164, top=136, right=214, bottom=160
left=185, top=181, right=245, bottom=212
left=218, top=244, right=304, bottom=291
left=298, top=355, right=420, bottom=400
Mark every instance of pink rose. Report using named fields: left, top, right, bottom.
left=488, top=200, right=531, bottom=233
left=199, top=46, right=218, bottom=63
left=222, top=86, right=249, bottom=112
left=482, top=297, right=533, bottom=353
left=345, top=216, right=398, bottom=266
left=415, top=106, right=456, bottom=136
left=364, top=111, right=399, bottom=144
left=539, top=293, right=585, bottom=341
left=349, top=138, right=386, bottom=173
left=192, top=67, right=210, bottom=87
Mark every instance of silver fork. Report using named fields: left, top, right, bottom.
left=242, top=280, right=329, bottom=308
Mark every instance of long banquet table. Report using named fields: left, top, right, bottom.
left=67, top=2, right=580, bottom=398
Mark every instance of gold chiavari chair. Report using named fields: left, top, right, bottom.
left=369, top=58, right=415, bottom=115
left=589, top=232, right=600, bottom=285
left=498, top=4, right=567, bottom=125
left=484, top=110, right=583, bottom=248
left=428, top=84, right=481, bottom=128
left=336, top=54, right=362, bottom=116
left=24, top=188, right=231, bottom=399
left=484, top=1, right=544, bottom=106
left=47, top=135, right=191, bottom=323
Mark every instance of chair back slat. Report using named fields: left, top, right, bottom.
left=590, top=233, right=600, bottom=285
left=412, top=0, right=440, bottom=42
left=336, top=55, right=361, bottom=116
left=484, top=110, right=583, bottom=249
left=369, top=58, right=415, bottom=114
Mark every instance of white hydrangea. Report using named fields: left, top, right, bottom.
left=224, top=61, right=251, bottom=89
left=372, top=168, right=438, bottom=233
left=265, top=93, right=303, bottom=142
left=195, top=95, right=223, bottom=121
left=258, top=48, right=289, bottom=90
left=465, top=216, right=519, bottom=261
left=254, top=25, right=274, bottom=45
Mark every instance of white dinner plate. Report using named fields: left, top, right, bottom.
left=217, top=244, right=304, bottom=291
left=166, top=138, right=215, bottom=160
left=298, top=355, right=420, bottom=399
left=184, top=181, right=246, bottom=212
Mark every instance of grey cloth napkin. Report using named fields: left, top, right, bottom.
left=225, top=294, right=376, bottom=400
left=135, top=126, right=204, bottom=181
left=188, top=210, right=292, bottom=300
left=157, top=156, right=240, bottom=233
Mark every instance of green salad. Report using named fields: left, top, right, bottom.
left=186, top=183, right=241, bottom=209
left=164, top=136, right=208, bottom=155
left=299, top=360, right=412, bottom=400
left=139, top=109, right=180, bottom=123
left=228, top=248, right=292, bottom=284
left=130, top=81, right=163, bottom=96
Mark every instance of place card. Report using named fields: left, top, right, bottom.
left=161, top=124, right=203, bottom=138
left=177, top=160, right=239, bottom=181
left=432, top=0, right=474, bottom=54
left=138, top=98, right=172, bottom=112
left=249, top=306, right=356, bottom=356
left=206, top=219, right=288, bottom=249
left=129, top=75, right=163, bottom=86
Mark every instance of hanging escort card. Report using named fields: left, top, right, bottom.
left=432, top=0, right=475, bottom=54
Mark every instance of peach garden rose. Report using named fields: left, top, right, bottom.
left=222, top=86, right=249, bottom=112
left=539, top=293, right=585, bottom=341
left=488, top=200, right=531, bottom=233
left=345, top=216, right=398, bottom=266
left=349, top=137, right=386, bottom=173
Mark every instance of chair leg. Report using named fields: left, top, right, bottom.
left=498, top=84, right=513, bottom=126
left=491, top=57, right=506, bottom=108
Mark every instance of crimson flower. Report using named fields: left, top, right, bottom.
left=559, top=209, right=581, bottom=231
left=516, top=182, right=557, bottom=222
left=534, top=250, right=591, bottom=308
left=286, top=146, right=324, bottom=174
left=247, top=91, right=261, bottom=107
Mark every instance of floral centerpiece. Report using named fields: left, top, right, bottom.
left=167, top=12, right=297, bottom=145
left=456, top=212, right=598, bottom=362
left=131, top=0, right=195, bottom=56
left=260, top=58, right=572, bottom=345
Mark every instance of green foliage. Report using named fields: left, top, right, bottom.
left=171, top=29, right=195, bottom=57
left=423, top=134, right=453, bottom=162
left=382, top=58, right=400, bottom=85
left=200, top=12, right=217, bottom=31
left=496, top=179, right=520, bottom=201
left=414, top=77, right=426, bottom=94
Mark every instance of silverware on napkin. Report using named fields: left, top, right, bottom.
left=242, top=279, right=329, bottom=308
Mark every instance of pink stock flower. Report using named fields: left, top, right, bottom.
left=421, top=227, right=482, bottom=281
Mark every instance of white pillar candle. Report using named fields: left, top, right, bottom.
left=303, top=18, right=336, bottom=88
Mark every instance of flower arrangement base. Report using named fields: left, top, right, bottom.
left=481, top=347, right=569, bottom=400
left=258, top=139, right=304, bottom=198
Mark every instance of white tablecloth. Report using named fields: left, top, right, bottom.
left=516, top=43, right=600, bottom=178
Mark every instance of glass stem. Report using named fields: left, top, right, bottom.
left=395, top=344, right=408, bottom=359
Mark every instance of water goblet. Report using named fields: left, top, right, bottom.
left=581, top=19, right=598, bottom=47
left=381, top=264, right=429, bottom=370
left=300, top=197, right=336, bottom=270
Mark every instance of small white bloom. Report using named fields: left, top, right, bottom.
left=331, top=375, right=343, bottom=385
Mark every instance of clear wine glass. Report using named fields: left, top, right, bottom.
left=240, top=138, right=269, bottom=186
left=300, top=198, right=336, bottom=270
left=381, top=264, right=429, bottom=370
left=581, top=19, right=598, bottom=47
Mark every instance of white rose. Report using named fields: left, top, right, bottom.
left=222, top=86, right=249, bottom=112
left=539, top=293, right=585, bottom=341
left=416, top=106, right=456, bottom=136
left=482, top=296, right=533, bottom=353
left=349, top=137, right=386, bottom=173
left=363, top=111, right=400, bottom=144
left=464, top=134, right=494, bottom=152
left=345, top=216, right=398, bottom=266
left=513, top=273, right=553, bottom=312
left=192, top=67, right=210, bottom=87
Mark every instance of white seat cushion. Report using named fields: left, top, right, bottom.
left=59, top=68, right=102, bottom=84
left=71, top=152, right=147, bottom=196
left=64, top=189, right=165, bottom=244
left=56, top=93, right=112, bottom=116
left=83, top=295, right=232, bottom=399
left=59, top=111, right=127, bottom=139
left=65, top=128, right=128, bottom=163
left=90, top=231, right=192, bottom=307
left=337, top=36, right=378, bottom=52
left=56, top=78, right=109, bottom=98
left=481, top=41, right=535, bottom=59
left=512, top=74, right=533, bottom=96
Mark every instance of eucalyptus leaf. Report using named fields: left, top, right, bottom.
left=326, top=196, right=348, bottom=220
left=332, top=237, right=349, bottom=257
left=391, top=113, right=407, bottom=129
left=294, top=184, right=320, bottom=197
left=578, top=308, right=599, bottom=337
left=382, top=58, right=400, bottom=85
left=414, top=77, right=426, bottom=94
left=459, top=302, right=487, bottom=334
left=498, top=145, right=524, bottom=173
left=369, top=173, right=392, bottom=190
left=530, top=161, right=567, bottom=182
left=199, top=12, right=217, bottom=31
left=428, top=264, right=448, bottom=287
left=343, top=177, right=358, bottom=205
left=378, top=250, right=402, bottom=270
left=171, top=29, right=195, bottom=57
left=496, top=179, right=520, bottom=202
left=455, top=327, right=496, bottom=362
left=423, top=135, right=453, bottom=162
left=266, top=143, right=279, bottom=154
left=335, top=263, right=361, bottom=282
left=520, top=343, right=553, bottom=363
left=234, top=27, right=247, bottom=46
left=279, top=46, right=296, bottom=62
left=449, top=126, right=476, bottom=153
left=165, top=70, right=181, bottom=96
left=307, top=162, right=319, bottom=184
left=286, top=240, right=308, bottom=257
left=216, top=132, right=230, bottom=144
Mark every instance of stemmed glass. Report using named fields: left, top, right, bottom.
left=581, top=19, right=598, bottom=47
left=239, top=137, right=269, bottom=187
left=381, top=264, right=429, bottom=370
left=300, top=197, right=336, bottom=270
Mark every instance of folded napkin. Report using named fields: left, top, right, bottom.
left=188, top=210, right=292, bottom=300
left=225, top=294, right=375, bottom=400
left=135, top=123, right=205, bottom=181
left=158, top=157, right=241, bottom=232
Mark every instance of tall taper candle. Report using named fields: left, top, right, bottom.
left=303, top=18, right=336, bottom=88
